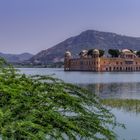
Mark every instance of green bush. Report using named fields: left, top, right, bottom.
left=0, top=59, right=119, bottom=140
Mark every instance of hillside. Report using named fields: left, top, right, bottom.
left=0, top=52, right=33, bottom=63
left=29, top=30, right=140, bottom=64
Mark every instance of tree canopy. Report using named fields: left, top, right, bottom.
left=108, top=49, right=120, bottom=57
left=136, top=51, right=140, bottom=57
left=87, top=49, right=93, bottom=56
left=99, top=50, right=105, bottom=57
left=0, top=59, right=120, bottom=140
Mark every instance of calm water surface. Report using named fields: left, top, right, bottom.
left=19, top=68, right=140, bottom=84
left=19, top=68, right=140, bottom=140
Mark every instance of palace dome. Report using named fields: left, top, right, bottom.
left=93, top=49, right=99, bottom=54
left=65, top=51, right=71, bottom=57
left=79, top=50, right=88, bottom=55
left=81, top=50, right=88, bottom=53
left=122, top=49, right=131, bottom=53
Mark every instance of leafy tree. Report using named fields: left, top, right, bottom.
left=108, top=49, right=120, bottom=57
left=0, top=59, right=120, bottom=140
left=87, top=49, right=93, bottom=56
left=136, top=51, right=140, bottom=57
left=99, top=50, right=105, bottom=57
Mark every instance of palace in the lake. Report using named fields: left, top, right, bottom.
left=64, top=49, right=140, bottom=72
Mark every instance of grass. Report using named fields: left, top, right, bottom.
left=101, top=99, right=140, bottom=113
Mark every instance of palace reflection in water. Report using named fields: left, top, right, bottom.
left=79, top=82, right=140, bottom=99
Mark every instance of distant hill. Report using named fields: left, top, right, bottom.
left=0, top=52, right=33, bottom=63
left=29, top=30, right=140, bottom=64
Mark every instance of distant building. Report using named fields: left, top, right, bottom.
left=64, top=49, right=140, bottom=72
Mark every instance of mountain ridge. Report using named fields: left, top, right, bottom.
left=0, top=52, right=33, bottom=63
left=29, top=30, right=140, bottom=64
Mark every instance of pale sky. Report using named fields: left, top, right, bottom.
left=0, top=0, right=140, bottom=54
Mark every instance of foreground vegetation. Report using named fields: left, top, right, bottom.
left=0, top=59, right=120, bottom=140
left=102, top=99, right=140, bottom=113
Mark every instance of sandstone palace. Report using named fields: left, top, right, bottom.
left=64, top=49, right=140, bottom=72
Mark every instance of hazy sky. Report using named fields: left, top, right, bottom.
left=0, top=0, right=140, bottom=54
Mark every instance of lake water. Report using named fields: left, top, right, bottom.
left=19, top=68, right=140, bottom=140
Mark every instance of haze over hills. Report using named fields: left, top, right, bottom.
left=29, top=30, right=140, bottom=64
left=0, top=52, right=33, bottom=63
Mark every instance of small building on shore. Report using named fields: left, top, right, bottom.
left=64, top=49, right=140, bottom=72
